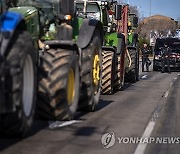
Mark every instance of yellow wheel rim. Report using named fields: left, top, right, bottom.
left=93, top=54, right=100, bottom=87
left=67, top=68, right=75, bottom=105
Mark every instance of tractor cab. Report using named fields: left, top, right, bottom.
left=75, top=1, right=101, bottom=21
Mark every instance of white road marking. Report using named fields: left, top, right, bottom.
left=134, top=74, right=179, bottom=154
left=164, top=91, right=169, bottom=98
left=134, top=121, right=155, bottom=154
left=49, top=120, right=82, bottom=129
left=141, top=75, right=148, bottom=79
left=178, top=73, right=180, bottom=76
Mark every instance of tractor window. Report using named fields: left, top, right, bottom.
left=17, top=0, right=54, bottom=13
left=76, top=2, right=100, bottom=13
left=76, top=2, right=100, bottom=20
left=17, top=0, right=55, bottom=24
left=86, top=3, right=100, bottom=20
left=76, top=3, right=84, bottom=13
left=86, top=3, right=99, bottom=13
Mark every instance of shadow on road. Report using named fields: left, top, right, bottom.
left=75, top=99, right=113, bottom=120
left=74, top=126, right=97, bottom=136
left=0, top=138, right=21, bottom=152
left=0, top=120, right=49, bottom=152
left=0, top=99, right=114, bottom=152
left=97, top=99, right=113, bottom=111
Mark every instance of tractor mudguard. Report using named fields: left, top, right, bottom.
left=44, top=40, right=79, bottom=55
left=0, top=11, right=25, bottom=56
left=77, top=19, right=103, bottom=49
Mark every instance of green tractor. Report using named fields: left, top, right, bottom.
left=76, top=1, right=139, bottom=95
left=0, top=0, right=103, bottom=136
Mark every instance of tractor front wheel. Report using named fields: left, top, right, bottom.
left=101, top=51, right=115, bottom=95
left=0, top=31, right=36, bottom=137
left=37, top=49, right=79, bottom=120
left=80, top=30, right=102, bottom=111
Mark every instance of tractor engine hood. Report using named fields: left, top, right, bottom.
left=9, top=7, right=37, bottom=19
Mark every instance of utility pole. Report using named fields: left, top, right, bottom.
left=150, top=0, right=151, bottom=16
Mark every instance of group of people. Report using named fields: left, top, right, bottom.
left=141, top=43, right=171, bottom=73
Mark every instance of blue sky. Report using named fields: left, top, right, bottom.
left=122, top=0, right=180, bottom=20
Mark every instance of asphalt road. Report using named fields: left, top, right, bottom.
left=0, top=62, right=180, bottom=154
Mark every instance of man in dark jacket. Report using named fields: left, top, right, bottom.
left=142, top=43, right=150, bottom=72
left=161, top=43, right=171, bottom=73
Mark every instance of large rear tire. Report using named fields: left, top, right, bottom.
left=125, top=49, right=138, bottom=83
left=37, top=49, right=79, bottom=120
left=114, top=55, right=125, bottom=91
left=80, top=30, right=102, bottom=111
left=0, top=31, right=36, bottom=137
left=101, top=51, right=115, bottom=95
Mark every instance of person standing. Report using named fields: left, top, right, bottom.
left=161, top=43, right=171, bottom=73
left=142, top=43, right=150, bottom=72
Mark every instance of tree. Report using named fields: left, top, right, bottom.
left=138, top=15, right=177, bottom=41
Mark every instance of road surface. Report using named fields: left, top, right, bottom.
left=0, top=62, right=180, bottom=154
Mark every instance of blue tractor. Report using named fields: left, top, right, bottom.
left=0, top=1, right=37, bottom=136
left=0, top=0, right=103, bottom=137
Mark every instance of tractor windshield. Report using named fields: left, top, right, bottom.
left=17, top=0, right=58, bottom=25
left=17, top=0, right=59, bottom=17
left=76, top=3, right=84, bottom=13
left=87, top=3, right=100, bottom=13
left=17, top=0, right=53, bottom=12
left=86, top=3, right=100, bottom=20
left=76, top=2, right=100, bottom=20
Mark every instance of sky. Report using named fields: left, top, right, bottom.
left=121, top=0, right=180, bottom=20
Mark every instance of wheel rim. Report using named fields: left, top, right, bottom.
left=67, top=68, right=75, bottom=105
left=93, top=51, right=100, bottom=95
left=23, top=55, right=34, bottom=117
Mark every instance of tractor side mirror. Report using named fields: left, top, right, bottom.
left=133, top=16, right=138, bottom=27
left=115, top=5, right=122, bottom=20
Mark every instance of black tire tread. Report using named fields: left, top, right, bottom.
left=125, top=49, right=137, bottom=83
left=80, top=30, right=102, bottom=111
left=0, top=31, right=36, bottom=136
left=114, top=55, right=122, bottom=90
left=101, top=51, right=114, bottom=94
left=37, top=49, right=75, bottom=120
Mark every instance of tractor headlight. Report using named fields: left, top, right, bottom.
left=101, top=1, right=105, bottom=5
